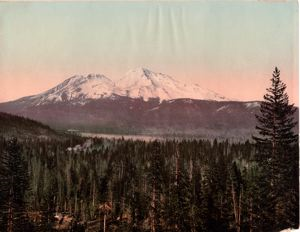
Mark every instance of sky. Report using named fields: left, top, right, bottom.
left=0, top=1, right=298, bottom=105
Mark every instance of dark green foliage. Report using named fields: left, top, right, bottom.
left=253, top=67, right=299, bottom=230
left=148, top=142, right=165, bottom=232
left=0, top=138, right=31, bottom=232
left=128, top=190, right=148, bottom=232
left=0, top=136, right=258, bottom=231
left=164, top=150, right=192, bottom=232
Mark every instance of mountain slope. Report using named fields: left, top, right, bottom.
left=0, top=96, right=267, bottom=139
left=116, top=68, right=227, bottom=101
left=0, top=112, right=59, bottom=139
left=24, top=74, right=115, bottom=106
left=0, top=94, right=297, bottom=139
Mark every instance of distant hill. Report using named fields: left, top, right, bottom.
left=0, top=97, right=262, bottom=140
left=0, top=111, right=60, bottom=139
left=0, top=96, right=298, bottom=140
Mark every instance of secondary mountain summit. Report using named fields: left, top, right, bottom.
left=14, top=68, right=228, bottom=106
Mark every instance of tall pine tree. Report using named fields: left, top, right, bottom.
left=253, top=67, right=298, bottom=230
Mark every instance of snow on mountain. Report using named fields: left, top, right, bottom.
left=30, top=74, right=115, bottom=105
left=245, top=102, right=260, bottom=108
left=116, top=68, right=227, bottom=101
left=20, top=68, right=228, bottom=105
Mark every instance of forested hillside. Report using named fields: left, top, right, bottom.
left=0, top=136, right=298, bottom=231
left=0, top=112, right=59, bottom=139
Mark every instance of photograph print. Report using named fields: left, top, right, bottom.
left=0, top=1, right=298, bottom=232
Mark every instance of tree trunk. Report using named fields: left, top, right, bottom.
left=189, top=159, right=193, bottom=181
left=151, top=184, right=156, bottom=232
left=231, top=181, right=242, bottom=232
left=80, top=200, right=84, bottom=220
left=103, top=213, right=106, bottom=232
left=75, top=192, right=78, bottom=214
left=175, top=148, right=179, bottom=186
left=249, top=199, right=253, bottom=232
left=231, top=182, right=238, bottom=226
left=92, top=180, right=96, bottom=208
left=69, top=200, right=72, bottom=215
left=237, top=187, right=242, bottom=232
left=64, top=200, right=67, bottom=212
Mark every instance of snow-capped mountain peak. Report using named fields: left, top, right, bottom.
left=18, top=68, right=228, bottom=106
left=30, top=73, right=115, bottom=105
left=116, top=67, right=179, bottom=100
left=116, top=67, right=227, bottom=101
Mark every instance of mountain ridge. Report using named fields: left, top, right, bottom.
left=0, top=93, right=297, bottom=140
left=0, top=111, right=60, bottom=139
left=5, top=68, right=229, bottom=106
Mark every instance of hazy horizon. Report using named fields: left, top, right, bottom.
left=0, top=1, right=298, bottom=105
left=0, top=66, right=288, bottom=104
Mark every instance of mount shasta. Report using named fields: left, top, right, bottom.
left=0, top=68, right=296, bottom=139
left=13, top=68, right=228, bottom=105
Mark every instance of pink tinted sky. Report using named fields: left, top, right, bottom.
left=0, top=1, right=298, bottom=105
